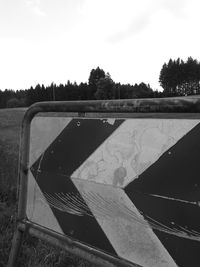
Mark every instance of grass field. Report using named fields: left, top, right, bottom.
left=0, top=108, right=94, bottom=267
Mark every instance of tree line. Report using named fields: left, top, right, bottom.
left=159, top=57, right=200, bottom=96
left=0, top=67, right=156, bottom=108
left=1, top=57, right=200, bottom=108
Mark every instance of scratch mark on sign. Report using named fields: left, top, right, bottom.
left=44, top=192, right=91, bottom=217
left=149, top=193, right=198, bottom=206
left=43, top=190, right=200, bottom=242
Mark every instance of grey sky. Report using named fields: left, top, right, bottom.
left=108, top=0, right=188, bottom=43
left=0, top=0, right=199, bottom=90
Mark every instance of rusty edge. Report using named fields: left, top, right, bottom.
left=9, top=98, right=200, bottom=267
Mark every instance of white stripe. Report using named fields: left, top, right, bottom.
left=26, top=171, right=63, bottom=234
left=71, top=119, right=199, bottom=188
left=29, top=116, right=72, bottom=166
left=72, top=178, right=177, bottom=267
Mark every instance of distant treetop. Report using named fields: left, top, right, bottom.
left=159, top=57, right=200, bottom=96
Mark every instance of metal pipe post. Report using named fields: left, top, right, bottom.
left=7, top=226, right=24, bottom=267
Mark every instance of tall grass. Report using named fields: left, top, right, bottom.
left=0, top=140, right=18, bottom=204
left=0, top=109, right=22, bottom=266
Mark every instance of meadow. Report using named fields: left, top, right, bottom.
left=0, top=108, right=94, bottom=267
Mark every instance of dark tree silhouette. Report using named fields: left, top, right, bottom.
left=159, top=57, right=200, bottom=96
left=88, top=67, right=106, bottom=87
left=0, top=67, right=157, bottom=108
left=88, top=67, right=106, bottom=98
left=95, top=73, right=116, bottom=100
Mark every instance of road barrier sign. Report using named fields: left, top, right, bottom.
left=8, top=99, right=200, bottom=267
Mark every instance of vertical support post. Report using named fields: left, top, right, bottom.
left=7, top=226, right=24, bottom=267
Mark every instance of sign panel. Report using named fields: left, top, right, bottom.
left=27, top=114, right=200, bottom=267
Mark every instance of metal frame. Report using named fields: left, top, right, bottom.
left=8, top=98, right=200, bottom=267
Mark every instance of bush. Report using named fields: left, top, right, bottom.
left=6, top=98, right=26, bottom=108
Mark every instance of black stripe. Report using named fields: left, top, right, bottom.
left=34, top=171, right=117, bottom=255
left=31, top=118, right=124, bottom=176
left=30, top=118, right=124, bottom=256
left=125, top=122, right=200, bottom=267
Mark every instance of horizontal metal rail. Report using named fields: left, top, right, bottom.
left=18, top=221, right=140, bottom=267
left=23, top=98, right=200, bottom=120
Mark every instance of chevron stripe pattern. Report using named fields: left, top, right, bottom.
left=27, top=116, right=200, bottom=267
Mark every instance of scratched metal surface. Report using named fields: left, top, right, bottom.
left=27, top=114, right=200, bottom=267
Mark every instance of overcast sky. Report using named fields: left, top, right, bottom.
left=0, top=0, right=200, bottom=91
